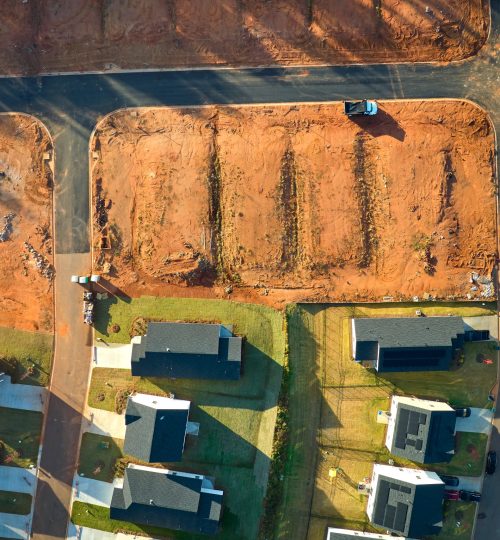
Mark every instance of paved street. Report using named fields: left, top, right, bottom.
left=0, top=2, right=493, bottom=539
left=30, top=253, right=92, bottom=540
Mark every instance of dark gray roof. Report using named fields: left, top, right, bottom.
left=353, top=316, right=464, bottom=350
left=391, top=403, right=456, bottom=464
left=147, top=323, right=221, bottom=355
left=372, top=474, right=444, bottom=537
left=124, top=398, right=189, bottom=463
left=131, top=322, right=242, bottom=380
left=326, top=531, right=397, bottom=540
left=110, top=467, right=223, bottom=535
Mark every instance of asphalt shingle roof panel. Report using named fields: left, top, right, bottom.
left=124, top=399, right=189, bottom=463
left=353, top=316, right=464, bottom=349
left=110, top=467, right=222, bottom=535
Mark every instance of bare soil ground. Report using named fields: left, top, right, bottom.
left=0, top=1, right=489, bottom=74
left=91, top=100, right=497, bottom=308
left=0, top=115, right=54, bottom=332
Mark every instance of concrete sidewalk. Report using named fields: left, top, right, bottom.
left=83, top=408, right=126, bottom=439
left=0, top=376, right=47, bottom=412
left=93, top=344, right=132, bottom=369
left=456, top=408, right=493, bottom=434
left=0, top=512, right=29, bottom=539
left=74, top=475, right=123, bottom=507
left=0, top=466, right=36, bottom=495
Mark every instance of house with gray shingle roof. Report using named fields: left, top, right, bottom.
left=351, top=316, right=465, bottom=372
left=124, top=393, right=199, bottom=463
left=131, top=322, right=242, bottom=380
left=386, top=396, right=456, bottom=464
left=110, top=464, right=223, bottom=535
left=366, top=464, right=444, bottom=538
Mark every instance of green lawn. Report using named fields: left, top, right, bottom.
left=78, top=433, right=124, bottom=483
left=425, top=501, right=475, bottom=540
left=0, top=327, right=53, bottom=386
left=384, top=341, right=497, bottom=408
left=277, top=303, right=497, bottom=539
left=0, top=490, right=32, bottom=515
left=85, top=296, right=286, bottom=540
left=0, top=407, right=42, bottom=467
left=432, top=432, right=487, bottom=477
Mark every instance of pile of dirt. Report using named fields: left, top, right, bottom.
left=91, top=101, right=497, bottom=308
left=0, top=1, right=489, bottom=75
left=0, top=115, right=54, bottom=331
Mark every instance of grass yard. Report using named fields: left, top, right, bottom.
left=0, top=327, right=53, bottom=386
left=278, top=302, right=497, bottom=539
left=0, top=490, right=32, bottom=515
left=87, top=296, right=286, bottom=540
left=425, top=501, right=475, bottom=540
left=78, top=433, right=124, bottom=483
left=0, top=407, right=42, bottom=467
left=431, top=432, right=487, bottom=477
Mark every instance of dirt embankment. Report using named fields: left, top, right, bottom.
left=91, top=101, right=497, bottom=308
left=0, top=0, right=489, bottom=75
left=0, top=115, right=54, bottom=331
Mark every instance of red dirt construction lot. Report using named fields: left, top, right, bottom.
left=0, top=114, right=54, bottom=332
left=91, top=100, right=497, bottom=309
left=0, top=0, right=489, bottom=74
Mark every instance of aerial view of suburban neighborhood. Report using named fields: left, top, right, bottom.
left=0, top=2, right=498, bottom=540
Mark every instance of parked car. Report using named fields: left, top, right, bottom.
left=439, top=475, right=459, bottom=487
left=444, top=489, right=460, bottom=501
left=455, top=407, right=471, bottom=418
left=459, top=490, right=481, bottom=502
left=486, top=450, right=497, bottom=474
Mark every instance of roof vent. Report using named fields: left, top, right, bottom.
left=166, top=347, right=171, bottom=352
left=160, top=415, right=165, bottom=420
left=149, top=499, right=155, bottom=505
left=152, top=400, right=157, bottom=405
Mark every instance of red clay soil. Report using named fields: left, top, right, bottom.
left=0, top=0, right=489, bottom=75
left=0, top=115, right=54, bottom=332
left=91, top=100, right=497, bottom=309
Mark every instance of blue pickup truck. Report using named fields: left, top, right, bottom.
left=343, top=100, right=378, bottom=116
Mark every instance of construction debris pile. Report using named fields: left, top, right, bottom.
left=469, top=272, right=494, bottom=298
left=23, top=241, right=54, bottom=281
left=0, top=212, right=15, bottom=242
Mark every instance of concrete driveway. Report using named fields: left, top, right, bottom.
left=93, top=344, right=132, bottom=369
left=463, top=316, right=498, bottom=340
left=0, top=512, right=30, bottom=539
left=0, top=466, right=36, bottom=495
left=0, top=376, right=47, bottom=412
left=68, top=523, right=159, bottom=539
left=452, top=476, right=482, bottom=492
left=74, top=475, right=123, bottom=507
left=83, top=408, right=126, bottom=439
left=455, top=408, right=493, bottom=434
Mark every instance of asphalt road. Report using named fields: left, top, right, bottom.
left=4, top=1, right=496, bottom=539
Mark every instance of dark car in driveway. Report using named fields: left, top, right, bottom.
left=455, top=407, right=471, bottom=417
left=460, top=490, right=481, bottom=502
left=486, top=450, right=497, bottom=474
left=439, top=475, right=460, bottom=487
